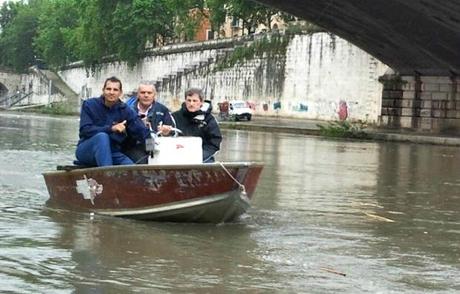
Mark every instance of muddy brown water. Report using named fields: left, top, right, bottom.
left=0, top=111, right=459, bottom=293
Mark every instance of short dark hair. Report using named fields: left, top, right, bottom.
left=184, top=87, right=204, bottom=101
left=103, top=76, right=123, bottom=91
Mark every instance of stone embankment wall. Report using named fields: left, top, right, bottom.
left=59, top=33, right=389, bottom=122
left=380, top=74, right=460, bottom=132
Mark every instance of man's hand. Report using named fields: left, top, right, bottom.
left=111, top=120, right=127, bottom=133
left=141, top=117, right=152, bottom=130
left=158, top=124, right=172, bottom=136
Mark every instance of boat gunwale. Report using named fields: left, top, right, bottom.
left=42, top=161, right=264, bottom=176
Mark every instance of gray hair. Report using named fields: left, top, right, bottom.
left=138, top=80, right=157, bottom=92
left=184, top=87, right=204, bottom=101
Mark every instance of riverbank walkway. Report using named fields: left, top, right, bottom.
left=219, top=116, right=460, bottom=147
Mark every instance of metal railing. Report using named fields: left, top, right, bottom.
left=0, top=91, right=33, bottom=108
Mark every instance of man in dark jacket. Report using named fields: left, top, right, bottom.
left=75, top=76, right=150, bottom=167
left=123, top=81, right=174, bottom=163
left=172, top=88, right=222, bottom=163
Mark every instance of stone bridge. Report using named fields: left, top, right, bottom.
left=257, top=0, right=460, bottom=75
left=0, top=69, right=21, bottom=98
left=257, top=0, right=460, bottom=132
left=0, top=67, right=78, bottom=111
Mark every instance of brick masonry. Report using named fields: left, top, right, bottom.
left=380, top=74, right=460, bottom=133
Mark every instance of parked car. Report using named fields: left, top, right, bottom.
left=229, top=100, right=252, bottom=121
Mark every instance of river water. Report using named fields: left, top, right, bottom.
left=0, top=111, right=459, bottom=293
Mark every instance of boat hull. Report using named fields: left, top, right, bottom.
left=43, top=162, right=263, bottom=223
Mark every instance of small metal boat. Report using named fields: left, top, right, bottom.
left=43, top=162, right=263, bottom=223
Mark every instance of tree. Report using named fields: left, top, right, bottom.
left=166, top=0, right=206, bottom=42
left=205, top=0, right=226, bottom=34
left=69, top=0, right=118, bottom=71
left=0, top=0, right=293, bottom=73
left=206, top=0, right=293, bottom=35
left=0, top=4, right=39, bottom=72
left=0, top=1, right=21, bottom=31
left=111, top=0, right=175, bottom=67
left=34, top=0, right=80, bottom=68
left=70, top=0, right=178, bottom=71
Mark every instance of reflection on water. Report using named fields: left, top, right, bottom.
left=0, top=111, right=459, bottom=293
left=43, top=209, right=277, bottom=293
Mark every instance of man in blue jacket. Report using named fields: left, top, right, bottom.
left=75, top=76, right=150, bottom=167
left=123, top=81, right=174, bottom=163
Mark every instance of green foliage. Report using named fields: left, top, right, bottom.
left=285, top=21, right=325, bottom=36
left=168, top=0, right=205, bottom=42
left=378, top=74, right=407, bottom=90
left=0, top=3, right=39, bottom=72
left=34, top=0, right=80, bottom=69
left=0, top=1, right=20, bottom=30
left=234, top=0, right=277, bottom=32
left=71, top=0, right=116, bottom=73
left=31, top=102, right=78, bottom=115
left=111, top=0, right=174, bottom=67
left=206, top=0, right=226, bottom=32
left=64, top=0, right=188, bottom=71
left=317, top=120, right=369, bottom=139
left=0, top=0, right=298, bottom=72
left=215, top=34, right=290, bottom=71
left=207, top=0, right=293, bottom=34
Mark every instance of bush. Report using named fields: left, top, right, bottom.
left=317, top=120, right=368, bottom=139
left=33, top=102, right=77, bottom=116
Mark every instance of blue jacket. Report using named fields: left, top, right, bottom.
left=78, top=96, right=149, bottom=151
left=125, top=96, right=174, bottom=132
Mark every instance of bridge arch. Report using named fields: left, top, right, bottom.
left=0, top=70, right=21, bottom=98
left=256, top=0, right=460, bottom=75
left=0, top=82, right=7, bottom=97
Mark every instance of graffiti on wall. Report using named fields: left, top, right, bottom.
left=292, top=102, right=309, bottom=112
left=211, top=98, right=363, bottom=120
left=313, top=99, right=358, bottom=120
left=338, top=100, right=348, bottom=120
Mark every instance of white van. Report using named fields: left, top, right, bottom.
left=229, top=100, right=253, bottom=121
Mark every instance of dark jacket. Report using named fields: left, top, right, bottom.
left=172, top=100, right=222, bottom=162
left=125, top=96, right=174, bottom=132
left=122, top=97, right=175, bottom=163
left=78, top=96, right=149, bottom=151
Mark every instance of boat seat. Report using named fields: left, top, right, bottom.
left=56, top=165, right=89, bottom=171
left=56, top=160, right=95, bottom=171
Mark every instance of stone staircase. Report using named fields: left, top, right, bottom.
left=30, top=66, right=79, bottom=109
left=154, top=36, right=260, bottom=94
left=0, top=91, right=33, bottom=109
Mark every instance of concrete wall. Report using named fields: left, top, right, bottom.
left=282, top=34, right=387, bottom=121
left=59, top=33, right=389, bottom=122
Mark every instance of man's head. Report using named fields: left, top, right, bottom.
left=102, top=76, right=123, bottom=107
left=184, top=88, right=204, bottom=112
left=137, top=81, right=157, bottom=109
